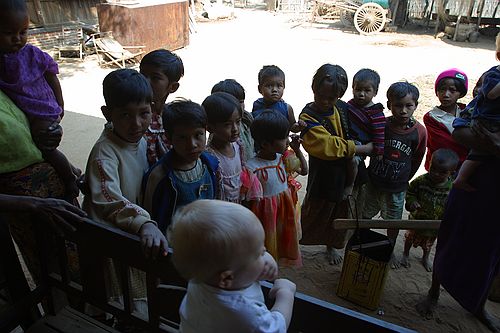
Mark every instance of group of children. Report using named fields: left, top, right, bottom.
left=2, top=0, right=499, bottom=329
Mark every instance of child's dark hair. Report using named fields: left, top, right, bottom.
left=0, top=0, right=27, bottom=12
left=163, top=99, right=207, bottom=136
left=386, top=81, right=419, bottom=104
left=431, top=148, right=459, bottom=169
left=353, top=68, right=380, bottom=93
left=140, top=49, right=184, bottom=83
left=103, top=69, right=153, bottom=109
left=211, top=79, right=246, bottom=102
left=202, top=92, right=242, bottom=124
left=312, top=64, right=348, bottom=99
left=258, top=65, right=285, bottom=86
left=251, top=110, right=289, bottom=149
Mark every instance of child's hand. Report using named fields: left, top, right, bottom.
left=34, top=122, right=63, bottom=151
left=289, top=134, right=302, bottom=152
left=268, top=278, right=296, bottom=300
left=406, top=201, right=421, bottom=212
left=139, top=222, right=168, bottom=260
left=296, top=120, right=307, bottom=131
left=290, top=120, right=307, bottom=133
left=258, top=251, right=278, bottom=281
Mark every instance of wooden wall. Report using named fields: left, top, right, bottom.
left=97, top=1, right=189, bottom=52
left=26, top=0, right=100, bottom=26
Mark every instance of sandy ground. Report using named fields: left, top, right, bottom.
left=56, top=7, right=500, bottom=332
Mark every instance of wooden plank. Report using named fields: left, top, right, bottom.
left=333, top=219, right=441, bottom=230
left=260, top=281, right=416, bottom=333
left=27, top=306, right=119, bottom=333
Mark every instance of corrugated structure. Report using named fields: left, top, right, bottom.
left=26, top=0, right=100, bottom=26
left=407, top=0, right=499, bottom=22
left=97, top=1, right=190, bottom=53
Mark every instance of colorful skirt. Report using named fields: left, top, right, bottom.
left=434, top=160, right=500, bottom=314
left=0, top=162, right=65, bottom=283
left=250, top=188, right=302, bottom=267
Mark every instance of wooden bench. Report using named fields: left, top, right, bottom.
left=0, top=215, right=415, bottom=332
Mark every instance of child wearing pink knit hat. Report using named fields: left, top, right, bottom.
left=423, top=68, right=469, bottom=172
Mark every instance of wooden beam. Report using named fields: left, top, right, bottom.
left=333, top=219, right=441, bottom=230
left=32, top=0, right=45, bottom=26
left=477, top=0, right=486, bottom=27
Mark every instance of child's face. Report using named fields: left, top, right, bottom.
left=258, top=76, right=285, bottom=104
left=429, top=161, right=454, bottom=185
left=209, top=109, right=241, bottom=143
left=436, top=78, right=461, bottom=109
left=388, top=94, right=417, bottom=126
left=103, top=102, right=152, bottom=143
left=313, top=78, right=338, bottom=112
left=140, top=64, right=178, bottom=109
left=352, top=80, right=376, bottom=107
left=262, top=137, right=288, bottom=155
left=229, top=224, right=267, bottom=290
left=169, top=126, right=206, bottom=165
left=0, top=10, right=29, bottom=54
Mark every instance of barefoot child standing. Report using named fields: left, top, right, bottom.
left=245, top=110, right=307, bottom=266
left=401, top=149, right=459, bottom=272
left=345, top=68, right=386, bottom=198
left=363, top=81, right=427, bottom=269
left=299, top=64, right=373, bottom=265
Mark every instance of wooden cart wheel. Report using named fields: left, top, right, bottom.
left=353, top=2, right=386, bottom=35
left=340, top=9, right=354, bottom=27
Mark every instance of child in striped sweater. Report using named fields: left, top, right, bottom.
left=345, top=68, right=386, bottom=198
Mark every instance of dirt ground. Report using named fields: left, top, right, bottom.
left=57, top=7, right=499, bottom=332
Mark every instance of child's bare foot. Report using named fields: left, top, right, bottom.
left=327, top=247, right=343, bottom=265
left=342, top=185, right=354, bottom=200
left=453, top=178, right=476, bottom=192
left=476, top=308, right=500, bottom=332
left=422, top=254, right=432, bottom=272
left=416, top=293, right=438, bottom=320
left=400, top=254, right=411, bottom=268
left=389, top=253, right=401, bottom=269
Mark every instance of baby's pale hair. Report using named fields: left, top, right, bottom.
left=496, top=33, right=500, bottom=60
left=171, top=200, right=263, bottom=282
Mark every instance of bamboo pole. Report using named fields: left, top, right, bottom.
left=476, top=0, right=485, bottom=27
left=333, top=219, right=441, bottom=230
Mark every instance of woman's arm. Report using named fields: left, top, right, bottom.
left=0, top=194, right=86, bottom=235
left=452, top=123, right=500, bottom=156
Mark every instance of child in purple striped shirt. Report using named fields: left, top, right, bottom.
left=344, top=68, right=386, bottom=198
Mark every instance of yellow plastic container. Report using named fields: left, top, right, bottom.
left=336, top=230, right=392, bottom=310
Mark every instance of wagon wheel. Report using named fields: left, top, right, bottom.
left=340, top=10, right=354, bottom=27
left=353, top=2, right=386, bottom=35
